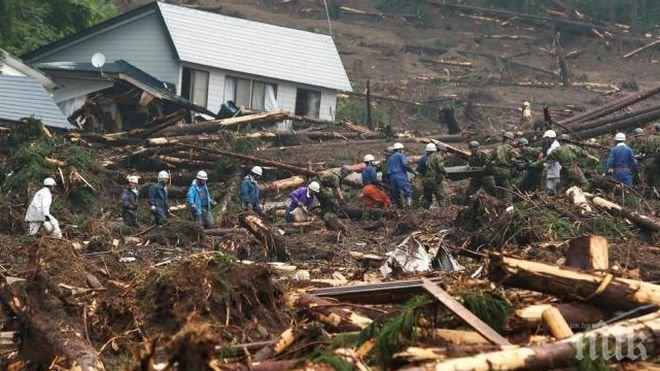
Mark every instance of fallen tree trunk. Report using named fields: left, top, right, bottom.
left=238, top=213, right=289, bottom=262
left=489, top=254, right=660, bottom=310
left=146, top=134, right=224, bottom=146
left=568, top=104, right=660, bottom=133
left=253, top=328, right=295, bottom=362
left=406, top=310, right=660, bottom=371
left=157, top=110, right=288, bottom=136
left=154, top=155, right=214, bottom=169
left=513, top=303, right=606, bottom=328
left=589, top=195, right=660, bottom=231
left=175, top=143, right=318, bottom=177
left=0, top=278, right=104, bottom=370
left=572, top=106, right=660, bottom=139
left=560, top=83, right=660, bottom=125
left=286, top=293, right=373, bottom=332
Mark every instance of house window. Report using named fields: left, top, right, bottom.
left=295, top=88, right=321, bottom=118
left=181, top=67, right=209, bottom=107
left=225, top=76, right=277, bottom=110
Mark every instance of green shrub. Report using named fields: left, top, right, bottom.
left=336, top=99, right=392, bottom=126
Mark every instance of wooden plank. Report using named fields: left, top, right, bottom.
left=421, top=278, right=511, bottom=346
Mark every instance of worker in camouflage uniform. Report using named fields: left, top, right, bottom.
left=515, top=138, right=544, bottom=192
left=465, top=141, right=497, bottom=197
left=316, top=166, right=350, bottom=215
left=632, top=124, right=660, bottom=191
left=489, top=131, right=517, bottom=202
left=420, top=143, right=447, bottom=209
left=546, top=134, right=590, bottom=190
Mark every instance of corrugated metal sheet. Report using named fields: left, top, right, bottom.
left=0, top=76, right=73, bottom=129
left=158, top=2, right=352, bottom=92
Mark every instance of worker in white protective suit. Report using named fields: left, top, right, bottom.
left=25, top=178, right=62, bottom=238
left=541, top=130, right=562, bottom=195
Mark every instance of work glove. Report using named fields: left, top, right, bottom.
left=43, top=221, right=54, bottom=233
left=150, top=205, right=156, bottom=211
left=607, top=168, right=614, bottom=175
left=297, top=201, right=304, bottom=208
left=406, top=197, right=413, bottom=207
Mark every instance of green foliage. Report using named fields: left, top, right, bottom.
left=67, top=186, right=96, bottom=207
left=0, top=0, right=117, bottom=55
left=336, top=99, right=392, bottom=127
left=460, top=291, right=512, bottom=333
left=314, top=354, right=354, bottom=371
left=357, top=295, right=432, bottom=368
left=572, top=338, right=611, bottom=371
left=229, top=137, right=261, bottom=154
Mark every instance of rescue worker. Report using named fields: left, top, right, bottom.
left=121, top=175, right=140, bottom=227
left=521, top=101, right=532, bottom=124
left=540, top=130, right=562, bottom=195
left=604, top=132, right=638, bottom=188
left=285, top=181, right=320, bottom=222
left=465, top=141, right=497, bottom=197
left=240, top=166, right=266, bottom=217
left=547, top=134, right=590, bottom=190
left=316, top=166, right=349, bottom=215
left=361, top=154, right=391, bottom=208
left=420, top=143, right=447, bottom=209
left=633, top=125, right=659, bottom=190
left=416, top=143, right=437, bottom=175
left=386, top=142, right=415, bottom=208
left=25, top=177, right=62, bottom=238
left=149, top=170, right=170, bottom=225
left=515, top=138, right=544, bottom=192
left=490, top=132, right=517, bottom=202
left=186, top=170, right=214, bottom=228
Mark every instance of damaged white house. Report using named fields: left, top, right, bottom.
left=23, top=1, right=352, bottom=121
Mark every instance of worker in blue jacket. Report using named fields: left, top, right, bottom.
left=386, top=142, right=416, bottom=208
left=604, top=132, right=639, bottom=188
left=186, top=170, right=214, bottom=228
left=240, top=166, right=266, bottom=217
left=148, top=171, right=171, bottom=225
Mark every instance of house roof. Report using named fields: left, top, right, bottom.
left=0, top=76, right=73, bottom=129
left=157, top=3, right=352, bottom=92
left=1, top=49, right=58, bottom=90
left=36, top=60, right=216, bottom=116
left=23, top=1, right=352, bottom=92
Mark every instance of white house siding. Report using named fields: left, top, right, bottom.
left=0, top=64, right=24, bottom=77
left=29, top=12, right=180, bottom=87
left=201, top=66, right=337, bottom=120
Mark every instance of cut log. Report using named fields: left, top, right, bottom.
left=541, top=307, right=574, bottom=340
left=589, top=195, right=660, bottom=231
left=154, top=155, right=214, bottom=169
left=406, top=310, right=660, bottom=371
left=253, top=328, right=295, bottom=362
left=566, top=235, right=609, bottom=270
left=559, top=83, right=660, bottom=125
left=157, top=110, right=288, bottom=136
left=287, top=293, right=373, bottom=332
left=146, top=134, right=223, bottom=146
left=623, top=38, right=660, bottom=58
left=568, top=104, right=660, bottom=132
left=489, top=254, right=660, bottom=310
left=422, top=329, right=489, bottom=345
left=421, top=278, right=511, bottom=346
left=573, top=106, right=660, bottom=140
left=238, top=213, right=289, bottom=262
left=514, top=303, right=606, bottom=328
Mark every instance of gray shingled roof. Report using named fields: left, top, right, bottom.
left=0, top=76, right=73, bottom=129
left=158, top=2, right=352, bottom=92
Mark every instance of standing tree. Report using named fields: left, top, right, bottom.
left=0, top=0, right=117, bottom=55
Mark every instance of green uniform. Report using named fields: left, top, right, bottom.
left=466, top=151, right=497, bottom=197
left=546, top=144, right=588, bottom=189
left=633, top=135, right=660, bottom=190
left=490, top=144, right=516, bottom=202
left=517, top=146, right=543, bottom=191
left=317, top=172, right=341, bottom=214
left=420, top=152, right=446, bottom=209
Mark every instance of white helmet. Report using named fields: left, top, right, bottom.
left=251, top=166, right=263, bottom=176
left=196, top=170, right=208, bottom=180
left=158, top=170, right=170, bottom=181
left=425, top=143, right=437, bottom=152
left=43, top=177, right=56, bottom=186
left=127, top=175, right=139, bottom=184
left=543, top=130, right=557, bottom=139
left=614, top=132, right=626, bottom=142
left=393, top=142, right=404, bottom=150
left=308, top=181, right=320, bottom=193
left=363, top=154, right=375, bottom=162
